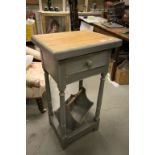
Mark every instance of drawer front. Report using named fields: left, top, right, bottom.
left=63, top=51, right=110, bottom=76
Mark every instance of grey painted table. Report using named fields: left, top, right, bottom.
left=32, top=31, right=122, bottom=149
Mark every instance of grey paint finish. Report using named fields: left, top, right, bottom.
left=41, top=51, right=110, bottom=148
left=32, top=32, right=122, bottom=148
left=95, top=73, right=106, bottom=121
left=26, top=76, right=129, bottom=155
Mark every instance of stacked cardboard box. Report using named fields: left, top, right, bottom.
left=115, top=59, right=129, bottom=85
left=108, top=59, right=129, bottom=85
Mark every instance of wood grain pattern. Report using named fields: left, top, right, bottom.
left=32, top=31, right=120, bottom=53
left=95, top=23, right=129, bottom=41
left=79, top=17, right=129, bottom=41
left=31, top=30, right=121, bottom=148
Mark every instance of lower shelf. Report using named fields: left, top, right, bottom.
left=49, top=113, right=99, bottom=149
left=48, top=87, right=99, bottom=149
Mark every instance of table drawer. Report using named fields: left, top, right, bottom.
left=63, top=51, right=110, bottom=76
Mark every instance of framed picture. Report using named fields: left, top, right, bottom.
left=45, top=16, right=66, bottom=33
left=39, top=11, right=71, bottom=34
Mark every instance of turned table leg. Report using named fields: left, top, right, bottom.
left=44, top=70, right=53, bottom=123
left=59, top=88, right=67, bottom=137
left=95, top=73, right=106, bottom=121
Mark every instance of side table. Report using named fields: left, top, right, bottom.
left=32, top=31, right=122, bottom=148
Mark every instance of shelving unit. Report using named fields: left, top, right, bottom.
left=36, top=0, right=104, bottom=12
left=27, top=1, right=104, bottom=35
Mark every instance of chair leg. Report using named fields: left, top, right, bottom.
left=36, top=98, right=47, bottom=113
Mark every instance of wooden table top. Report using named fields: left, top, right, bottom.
left=79, top=17, right=129, bottom=41
left=32, top=31, right=122, bottom=60
left=95, top=23, right=129, bottom=41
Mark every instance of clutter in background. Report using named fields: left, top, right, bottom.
left=109, top=58, right=129, bottom=85
left=26, top=18, right=37, bottom=42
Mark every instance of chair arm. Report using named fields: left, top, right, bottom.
left=26, top=79, right=40, bottom=88
left=26, top=46, right=41, bottom=61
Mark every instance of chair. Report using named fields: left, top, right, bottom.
left=26, top=47, right=46, bottom=113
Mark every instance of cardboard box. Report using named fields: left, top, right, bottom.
left=115, top=60, right=129, bottom=85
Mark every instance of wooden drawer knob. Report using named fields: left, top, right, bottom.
left=85, top=60, right=93, bottom=68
